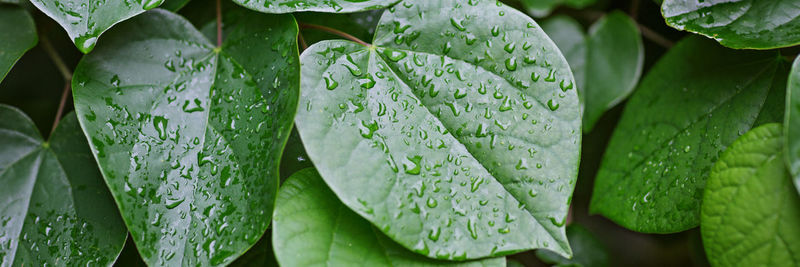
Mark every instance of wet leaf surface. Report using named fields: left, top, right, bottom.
left=29, top=0, right=163, bottom=53
left=701, top=123, right=800, bottom=266
left=233, top=0, right=400, bottom=14
left=535, top=224, right=609, bottom=267
left=272, top=168, right=506, bottom=267
left=0, top=105, right=126, bottom=266
left=662, top=0, right=800, bottom=49
left=71, top=9, right=298, bottom=265
left=590, top=36, right=787, bottom=233
left=296, top=0, right=580, bottom=260
left=0, top=6, right=36, bottom=82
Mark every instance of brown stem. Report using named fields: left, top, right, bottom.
left=40, top=34, right=73, bottom=135
left=298, top=32, right=308, bottom=51
left=51, top=83, right=71, bottom=134
left=216, top=0, right=222, bottom=47
left=299, top=23, right=370, bottom=46
left=638, top=24, right=675, bottom=49
left=629, top=0, right=640, bottom=21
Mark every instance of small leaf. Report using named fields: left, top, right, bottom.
left=590, top=36, right=787, bottom=233
left=0, top=105, right=127, bottom=266
left=0, top=6, right=36, bottom=82
left=785, top=56, right=800, bottom=195
left=583, top=11, right=643, bottom=132
left=160, top=0, right=190, bottom=11
left=520, top=0, right=595, bottom=18
left=296, top=0, right=580, bottom=260
left=29, top=0, right=164, bottom=53
left=272, top=168, right=506, bottom=267
left=71, top=9, right=299, bottom=265
left=701, top=123, right=800, bottom=266
left=662, top=0, right=800, bottom=49
left=233, top=0, right=400, bottom=14
left=535, top=224, right=610, bottom=267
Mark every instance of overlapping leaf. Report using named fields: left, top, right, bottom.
left=29, top=0, right=163, bottom=53
left=662, top=0, right=800, bottom=49
left=784, top=56, right=800, bottom=195
left=542, top=12, right=643, bottom=132
left=273, top=168, right=506, bottom=266
left=0, top=6, right=36, bottom=83
left=296, top=0, right=580, bottom=260
left=0, top=105, right=126, bottom=266
left=535, top=224, right=609, bottom=267
left=702, top=123, right=800, bottom=266
left=590, top=36, right=787, bottom=233
left=71, top=9, right=299, bottom=265
left=233, top=0, right=399, bottom=14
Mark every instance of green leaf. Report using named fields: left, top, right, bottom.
left=535, top=224, right=610, bottom=267
left=272, top=168, right=506, bottom=267
left=590, top=36, right=787, bottom=233
left=232, top=0, right=399, bottom=14
left=540, top=15, right=586, bottom=104
left=541, top=12, right=644, bottom=132
left=0, top=6, right=36, bottom=83
left=296, top=0, right=580, bottom=260
left=701, top=123, right=800, bottom=266
left=785, top=56, right=800, bottom=196
left=582, top=11, right=643, bottom=132
left=662, top=0, right=800, bottom=49
left=71, top=9, right=299, bottom=265
left=520, top=0, right=595, bottom=18
left=0, top=105, right=127, bottom=266
left=160, top=0, right=190, bottom=11
left=29, top=0, right=164, bottom=53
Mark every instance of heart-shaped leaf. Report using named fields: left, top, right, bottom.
left=0, top=6, right=36, bottom=83
left=296, top=0, right=580, bottom=260
left=272, top=168, right=507, bottom=266
left=29, top=0, right=164, bottom=53
left=233, top=0, right=399, bottom=14
left=662, top=0, right=800, bottom=49
left=784, top=56, right=800, bottom=196
left=701, top=123, right=800, bottom=266
left=590, top=36, right=787, bottom=233
left=0, top=105, right=126, bottom=266
left=71, top=9, right=299, bottom=265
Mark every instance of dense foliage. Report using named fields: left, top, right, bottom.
left=1, top=0, right=799, bottom=266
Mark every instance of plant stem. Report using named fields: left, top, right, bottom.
left=41, top=34, right=73, bottom=136
left=299, top=23, right=370, bottom=46
left=638, top=24, right=674, bottom=49
left=629, top=0, right=640, bottom=20
left=216, top=0, right=222, bottom=47
left=298, top=32, right=308, bottom=51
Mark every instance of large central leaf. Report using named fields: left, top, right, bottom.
left=71, top=9, right=299, bottom=265
left=296, top=0, right=580, bottom=260
left=0, top=106, right=126, bottom=266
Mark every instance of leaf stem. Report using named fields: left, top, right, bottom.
left=216, top=0, right=222, bottom=47
left=638, top=24, right=674, bottom=49
left=298, top=32, right=308, bottom=51
left=40, top=33, right=73, bottom=136
left=629, top=0, right=640, bottom=21
left=299, top=23, right=370, bottom=46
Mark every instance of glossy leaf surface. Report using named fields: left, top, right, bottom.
left=785, top=56, right=800, bottom=195
left=71, top=9, right=299, bottom=265
left=296, top=0, right=580, bottom=260
left=29, top=0, right=163, bottom=53
left=590, top=36, right=786, bottom=233
left=582, top=11, right=643, bottom=132
left=702, top=123, right=800, bottom=266
left=541, top=15, right=585, bottom=103
left=232, top=0, right=399, bottom=14
left=0, top=6, right=36, bottom=83
left=535, top=224, right=609, bottom=267
left=0, top=105, right=126, bottom=266
left=662, top=0, right=800, bottom=49
left=272, top=168, right=506, bottom=267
